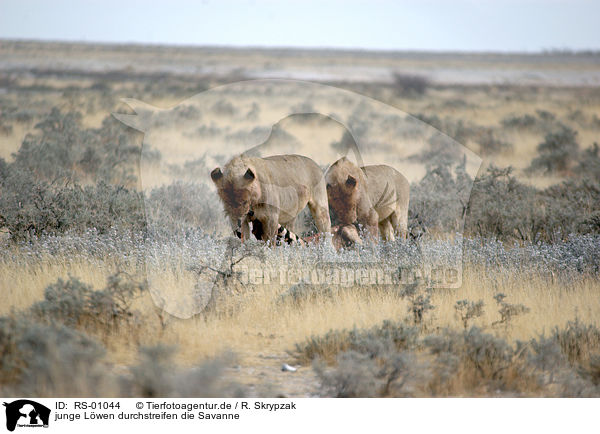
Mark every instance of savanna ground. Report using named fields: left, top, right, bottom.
left=1, top=41, right=599, bottom=397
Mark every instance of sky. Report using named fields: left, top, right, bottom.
left=0, top=0, right=598, bottom=52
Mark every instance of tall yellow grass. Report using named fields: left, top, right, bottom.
left=3, top=253, right=598, bottom=370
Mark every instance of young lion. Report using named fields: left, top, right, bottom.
left=325, top=157, right=409, bottom=241
left=211, top=154, right=331, bottom=242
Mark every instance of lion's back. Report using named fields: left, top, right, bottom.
left=260, top=154, right=324, bottom=186
left=362, top=164, right=410, bottom=207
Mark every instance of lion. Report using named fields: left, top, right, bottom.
left=325, top=157, right=409, bottom=241
left=211, top=154, right=331, bottom=242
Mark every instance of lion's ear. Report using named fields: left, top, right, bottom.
left=346, top=175, right=357, bottom=188
left=211, top=167, right=223, bottom=183
left=244, top=168, right=256, bottom=181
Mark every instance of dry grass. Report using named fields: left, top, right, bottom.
left=161, top=266, right=599, bottom=367
left=3, top=251, right=598, bottom=375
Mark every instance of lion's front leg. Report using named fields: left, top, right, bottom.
left=240, top=217, right=252, bottom=242
left=360, top=209, right=379, bottom=242
left=308, top=202, right=332, bottom=235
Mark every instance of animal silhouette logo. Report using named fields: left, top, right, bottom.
left=3, top=400, right=50, bottom=431
left=114, top=79, right=482, bottom=318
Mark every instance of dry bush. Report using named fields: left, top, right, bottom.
left=528, top=125, right=580, bottom=174
left=146, top=181, right=225, bottom=235
left=476, top=129, right=513, bottom=156
left=423, top=327, right=542, bottom=396
left=392, top=73, right=430, bottom=97
left=315, top=349, right=417, bottom=397
left=294, top=321, right=419, bottom=365
left=455, top=299, right=485, bottom=329
left=0, top=174, right=146, bottom=240
left=30, top=273, right=146, bottom=341
left=492, top=293, right=530, bottom=327
left=0, top=315, right=110, bottom=396
left=552, top=319, right=600, bottom=365
left=299, top=308, right=600, bottom=397
left=124, top=346, right=247, bottom=397
left=12, top=108, right=140, bottom=185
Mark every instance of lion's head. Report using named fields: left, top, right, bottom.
left=211, top=156, right=261, bottom=229
left=325, top=157, right=364, bottom=225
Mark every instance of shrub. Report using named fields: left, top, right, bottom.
left=492, top=293, right=530, bottom=327
left=576, top=142, right=600, bottom=181
left=0, top=119, right=13, bottom=135
left=424, top=327, right=536, bottom=395
left=464, top=162, right=600, bottom=242
left=12, top=108, right=139, bottom=185
left=535, top=110, right=556, bottom=122
left=246, top=102, right=260, bottom=120
left=330, top=130, right=357, bottom=154
left=0, top=316, right=109, bottom=396
left=0, top=172, right=146, bottom=240
left=0, top=105, right=35, bottom=123
left=277, top=283, right=335, bottom=306
left=0, top=316, right=248, bottom=397
left=399, top=282, right=435, bottom=325
left=410, top=115, right=483, bottom=149
left=0, top=106, right=147, bottom=239
left=538, top=176, right=600, bottom=241
left=294, top=320, right=419, bottom=365
left=581, top=355, right=600, bottom=386
left=211, top=100, right=237, bottom=116
left=412, top=113, right=443, bottom=131
left=527, top=335, right=567, bottom=385
left=307, top=321, right=600, bottom=397
left=528, top=125, right=579, bottom=174
left=314, top=351, right=381, bottom=397
left=13, top=108, right=83, bottom=179
left=409, top=159, right=472, bottom=233
left=501, top=113, right=537, bottom=129
left=146, top=181, right=226, bottom=235
left=81, top=115, right=142, bottom=186
left=315, top=349, right=416, bottom=397
left=0, top=157, right=8, bottom=182
left=552, top=319, right=600, bottom=365
left=410, top=157, right=600, bottom=242
left=466, top=165, right=543, bottom=242
left=476, top=129, right=513, bottom=156
left=31, top=273, right=146, bottom=337
left=392, top=73, right=430, bottom=97
left=455, top=299, right=485, bottom=329
left=125, top=346, right=246, bottom=397
left=127, top=344, right=176, bottom=397
left=500, top=110, right=561, bottom=132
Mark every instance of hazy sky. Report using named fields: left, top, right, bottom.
left=0, top=0, right=598, bottom=52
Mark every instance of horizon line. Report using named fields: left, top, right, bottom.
left=3, top=37, right=600, bottom=57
